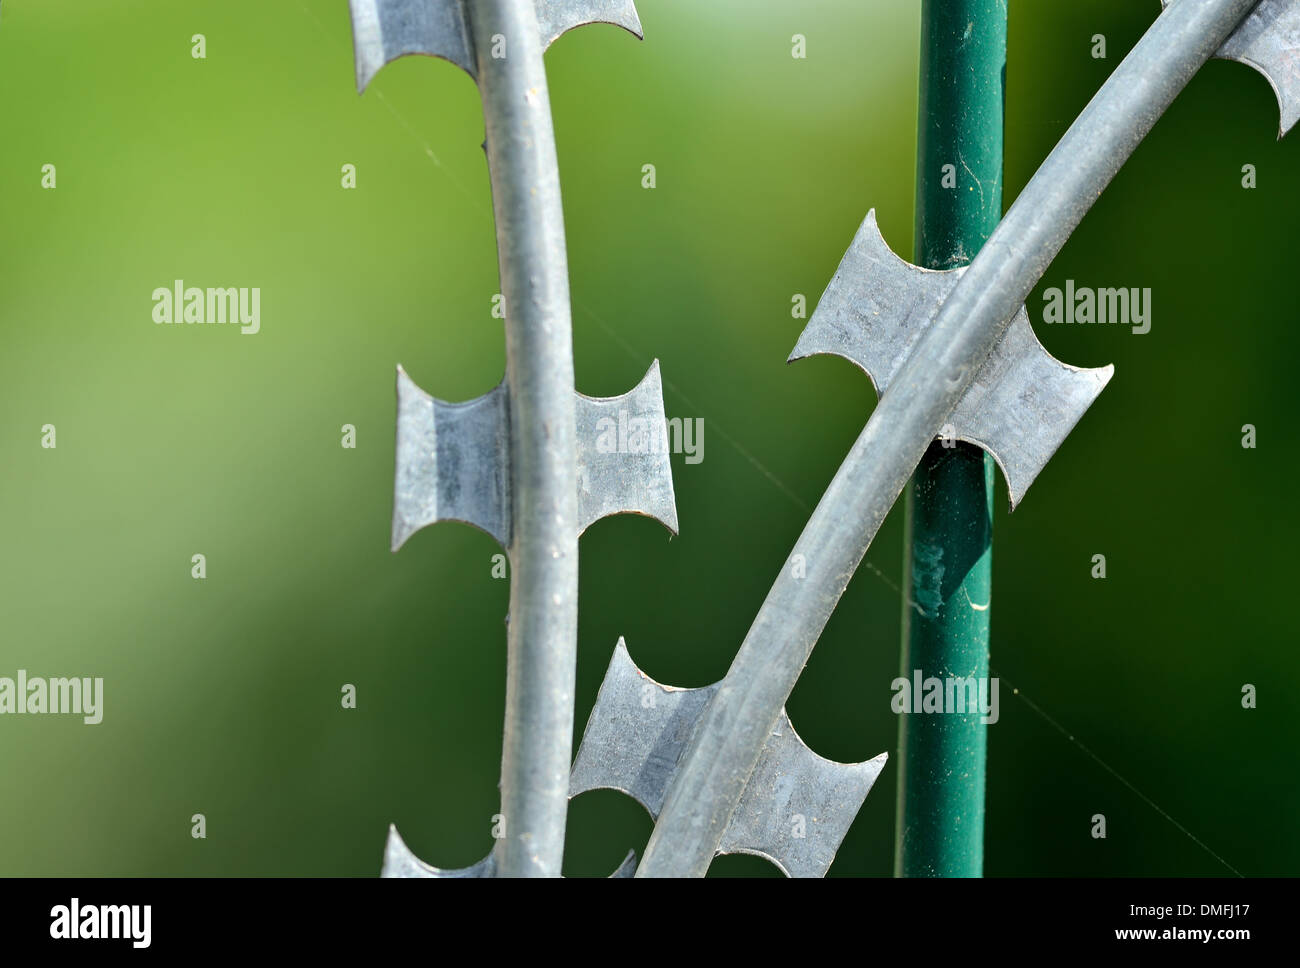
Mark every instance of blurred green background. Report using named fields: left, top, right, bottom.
left=0, top=0, right=1295, bottom=876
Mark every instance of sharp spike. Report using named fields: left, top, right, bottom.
left=382, top=824, right=496, bottom=877
left=348, top=0, right=475, bottom=92
left=392, top=367, right=510, bottom=550
left=536, top=0, right=643, bottom=49
left=349, top=0, right=644, bottom=92
left=1163, top=0, right=1300, bottom=137
left=791, top=211, right=1112, bottom=509
left=571, top=641, right=885, bottom=876
left=575, top=360, right=679, bottom=536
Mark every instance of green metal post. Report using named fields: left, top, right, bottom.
left=894, top=0, right=1005, bottom=878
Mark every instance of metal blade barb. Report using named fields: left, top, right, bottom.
left=789, top=210, right=1113, bottom=509
left=571, top=640, right=886, bottom=877
left=392, top=362, right=678, bottom=550
left=350, top=0, right=643, bottom=91
left=1164, top=0, right=1300, bottom=136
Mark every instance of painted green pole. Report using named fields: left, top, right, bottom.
left=894, top=0, right=1005, bottom=878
